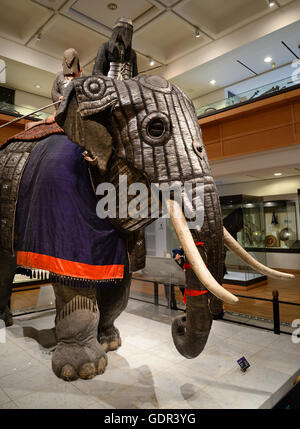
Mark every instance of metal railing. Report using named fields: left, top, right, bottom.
left=196, top=74, right=300, bottom=118
left=130, top=278, right=300, bottom=335
left=224, top=289, right=300, bottom=335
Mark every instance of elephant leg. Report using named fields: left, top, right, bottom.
left=97, top=259, right=131, bottom=352
left=52, top=283, right=107, bottom=381
left=0, top=253, right=16, bottom=327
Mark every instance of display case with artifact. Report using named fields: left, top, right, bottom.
left=220, top=195, right=268, bottom=290
left=264, top=200, right=298, bottom=250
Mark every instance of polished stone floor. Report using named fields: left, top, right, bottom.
left=0, top=298, right=299, bottom=409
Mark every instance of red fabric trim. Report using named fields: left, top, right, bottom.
left=4, top=122, right=64, bottom=147
left=183, top=262, right=207, bottom=271
left=183, top=289, right=208, bottom=304
left=194, top=241, right=204, bottom=246
left=183, top=262, right=191, bottom=271
left=17, top=251, right=124, bottom=280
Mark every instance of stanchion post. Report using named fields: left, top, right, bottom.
left=272, top=289, right=280, bottom=335
left=154, top=282, right=159, bottom=306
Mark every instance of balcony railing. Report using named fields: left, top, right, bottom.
left=197, top=74, right=300, bottom=118
left=0, top=101, right=51, bottom=121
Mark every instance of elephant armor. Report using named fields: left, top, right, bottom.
left=0, top=74, right=293, bottom=381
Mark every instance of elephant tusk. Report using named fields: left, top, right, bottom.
left=223, top=227, right=295, bottom=280
left=166, top=199, right=238, bottom=305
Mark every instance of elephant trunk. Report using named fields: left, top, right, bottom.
left=171, top=293, right=212, bottom=359
left=167, top=199, right=237, bottom=359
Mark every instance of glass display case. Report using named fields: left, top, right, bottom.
left=264, top=200, right=299, bottom=250
left=130, top=219, right=185, bottom=309
left=220, top=195, right=267, bottom=289
left=0, top=101, right=50, bottom=121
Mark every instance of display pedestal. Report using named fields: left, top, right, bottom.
left=2, top=300, right=299, bottom=409
left=223, top=279, right=267, bottom=291
left=223, top=270, right=267, bottom=291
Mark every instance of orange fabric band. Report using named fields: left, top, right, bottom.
left=17, top=251, right=124, bottom=281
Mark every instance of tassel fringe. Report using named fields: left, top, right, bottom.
left=16, top=266, right=122, bottom=288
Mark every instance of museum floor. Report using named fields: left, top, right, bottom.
left=1, top=297, right=300, bottom=409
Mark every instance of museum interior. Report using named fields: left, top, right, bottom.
left=0, top=0, right=300, bottom=411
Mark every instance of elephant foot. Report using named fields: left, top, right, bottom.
left=98, top=326, right=121, bottom=352
left=52, top=293, right=107, bottom=381
left=52, top=340, right=107, bottom=381
left=0, top=306, right=13, bottom=327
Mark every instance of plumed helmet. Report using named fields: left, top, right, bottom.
left=62, top=48, right=80, bottom=76
left=113, top=17, right=133, bottom=31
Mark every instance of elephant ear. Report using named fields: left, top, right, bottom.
left=55, top=76, right=118, bottom=174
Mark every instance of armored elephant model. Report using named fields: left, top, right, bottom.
left=0, top=74, right=293, bottom=381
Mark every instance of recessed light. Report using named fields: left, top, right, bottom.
left=36, top=33, right=42, bottom=41
left=149, top=58, right=155, bottom=67
left=264, top=56, right=272, bottom=63
left=274, top=172, right=282, bottom=176
left=210, top=80, right=216, bottom=85
left=107, top=2, right=117, bottom=10
left=34, top=84, right=41, bottom=89
left=268, top=0, right=276, bottom=7
left=195, top=28, right=201, bottom=38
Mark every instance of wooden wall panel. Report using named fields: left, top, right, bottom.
left=205, top=142, right=223, bottom=159
left=199, top=88, right=300, bottom=161
left=292, top=99, right=300, bottom=121
left=295, top=122, right=300, bottom=142
left=223, top=125, right=294, bottom=157
left=0, top=114, right=28, bottom=147
left=222, top=104, right=291, bottom=138
left=201, top=123, right=220, bottom=143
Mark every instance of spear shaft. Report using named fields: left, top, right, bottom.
left=0, top=101, right=60, bottom=129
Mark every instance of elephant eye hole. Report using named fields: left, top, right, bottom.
left=147, top=119, right=165, bottom=138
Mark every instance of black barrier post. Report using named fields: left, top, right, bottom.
left=272, top=290, right=280, bottom=335
left=154, top=282, right=159, bottom=306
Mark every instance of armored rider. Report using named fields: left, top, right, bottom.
left=93, top=17, right=138, bottom=80
left=52, top=48, right=82, bottom=105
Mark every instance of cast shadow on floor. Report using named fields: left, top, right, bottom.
left=22, top=326, right=57, bottom=349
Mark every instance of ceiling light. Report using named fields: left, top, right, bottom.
left=107, top=2, right=117, bottom=10
left=36, top=33, right=42, bottom=41
left=149, top=58, right=155, bottom=67
left=268, top=0, right=276, bottom=7
left=274, top=172, right=282, bottom=176
left=34, top=84, right=41, bottom=89
left=195, top=28, right=201, bottom=38
left=264, top=56, right=272, bottom=63
left=210, top=79, right=216, bottom=85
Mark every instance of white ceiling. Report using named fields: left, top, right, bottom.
left=0, top=0, right=299, bottom=101
left=215, top=167, right=300, bottom=186
left=0, top=55, right=54, bottom=99
left=211, top=145, right=300, bottom=185
left=171, top=19, right=300, bottom=100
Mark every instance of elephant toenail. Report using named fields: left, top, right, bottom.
left=60, top=364, right=77, bottom=381
left=79, top=363, right=96, bottom=379
left=98, top=357, right=107, bottom=375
